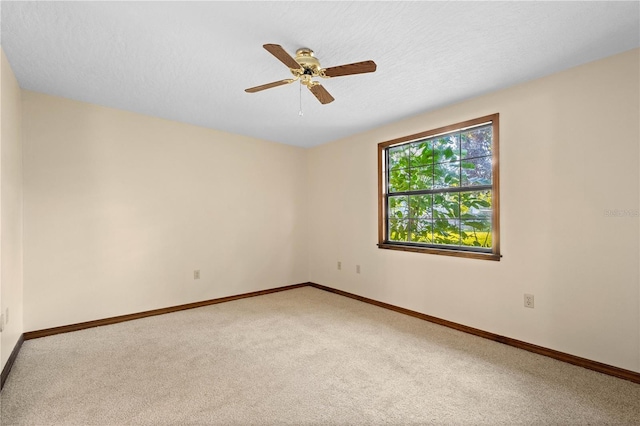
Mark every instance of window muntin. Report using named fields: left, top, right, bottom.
left=378, top=114, right=500, bottom=260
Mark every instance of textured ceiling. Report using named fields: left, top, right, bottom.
left=1, top=1, right=639, bottom=148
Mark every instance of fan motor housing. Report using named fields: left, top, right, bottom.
left=293, top=48, right=321, bottom=76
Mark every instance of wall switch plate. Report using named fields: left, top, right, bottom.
left=356, top=265, right=361, bottom=274
left=524, top=294, right=535, bottom=308
left=194, top=270, right=200, bottom=280
left=5, top=308, right=8, bottom=325
left=337, top=261, right=341, bottom=270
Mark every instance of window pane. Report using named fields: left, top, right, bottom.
left=433, top=193, right=459, bottom=219
left=461, top=156, right=492, bottom=186
left=461, top=126, right=492, bottom=159
left=460, top=190, right=492, bottom=219
left=409, top=219, right=432, bottom=243
left=433, top=219, right=461, bottom=246
left=433, top=161, right=460, bottom=188
left=409, top=165, right=434, bottom=191
left=389, top=145, right=409, bottom=170
left=460, top=220, right=492, bottom=248
left=388, top=196, right=408, bottom=220
left=409, top=140, right=433, bottom=167
left=388, top=219, right=409, bottom=242
left=388, top=168, right=410, bottom=193
left=409, top=194, right=433, bottom=218
left=379, top=115, right=498, bottom=258
left=433, top=134, right=460, bottom=163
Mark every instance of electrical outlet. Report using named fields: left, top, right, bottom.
left=194, top=270, right=200, bottom=280
left=356, top=265, right=361, bottom=274
left=524, top=294, right=535, bottom=308
left=337, top=261, right=342, bottom=271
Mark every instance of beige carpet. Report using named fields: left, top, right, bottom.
left=1, top=286, right=639, bottom=425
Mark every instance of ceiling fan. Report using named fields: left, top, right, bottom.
left=245, top=44, right=377, bottom=105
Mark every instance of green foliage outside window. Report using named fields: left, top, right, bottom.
left=385, top=125, right=493, bottom=250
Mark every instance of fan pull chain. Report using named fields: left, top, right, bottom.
left=298, top=80, right=304, bottom=117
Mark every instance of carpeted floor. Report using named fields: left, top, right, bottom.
left=1, top=286, right=639, bottom=425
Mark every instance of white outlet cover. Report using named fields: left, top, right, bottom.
left=524, top=294, right=535, bottom=308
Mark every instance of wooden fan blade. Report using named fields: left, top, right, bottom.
left=263, top=44, right=302, bottom=70
left=309, top=84, right=335, bottom=104
left=323, top=60, right=377, bottom=77
left=245, top=79, right=294, bottom=93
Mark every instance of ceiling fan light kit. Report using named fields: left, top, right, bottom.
left=245, top=44, right=377, bottom=105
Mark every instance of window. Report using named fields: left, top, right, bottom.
left=378, top=114, right=500, bottom=260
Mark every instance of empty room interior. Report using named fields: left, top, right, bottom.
left=1, top=1, right=639, bottom=424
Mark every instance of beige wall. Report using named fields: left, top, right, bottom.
left=1, top=49, right=24, bottom=370
left=307, top=49, right=640, bottom=372
left=22, top=92, right=308, bottom=331
left=6, top=48, right=639, bottom=374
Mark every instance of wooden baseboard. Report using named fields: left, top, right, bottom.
left=1, top=334, right=24, bottom=391
left=24, top=283, right=310, bottom=340
left=19, top=281, right=640, bottom=385
left=308, top=282, right=640, bottom=384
